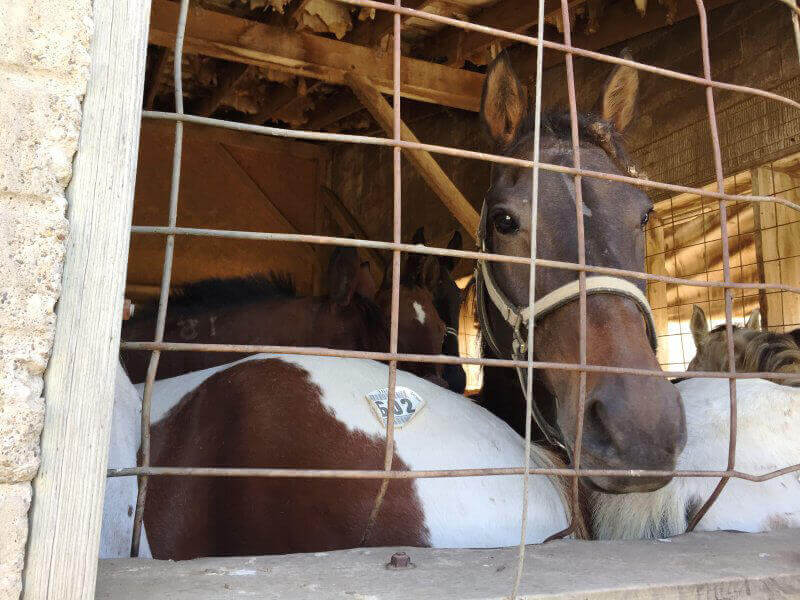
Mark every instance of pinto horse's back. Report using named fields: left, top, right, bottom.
left=142, top=355, right=571, bottom=559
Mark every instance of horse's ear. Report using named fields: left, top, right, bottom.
left=745, top=308, right=761, bottom=330
left=328, top=246, right=359, bottom=306
left=420, top=255, right=441, bottom=292
left=596, top=48, right=638, bottom=133
left=412, top=227, right=426, bottom=245
left=354, top=261, right=377, bottom=301
left=690, top=305, right=709, bottom=347
left=481, top=52, right=528, bottom=148
left=439, top=230, right=463, bottom=273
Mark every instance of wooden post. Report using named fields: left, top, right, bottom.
left=22, top=0, right=152, bottom=598
left=346, top=73, right=480, bottom=241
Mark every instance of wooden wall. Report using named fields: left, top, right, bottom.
left=127, top=121, right=329, bottom=298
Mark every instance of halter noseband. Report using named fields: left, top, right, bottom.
left=475, top=201, right=659, bottom=452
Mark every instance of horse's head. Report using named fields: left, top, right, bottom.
left=478, top=53, right=686, bottom=493
left=688, top=304, right=759, bottom=372
left=376, top=248, right=447, bottom=387
left=328, top=246, right=378, bottom=306
left=406, top=227, right=467, bottom=393
left=689, top=305, right=800, bottom=385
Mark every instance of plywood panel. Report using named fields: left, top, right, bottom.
left=128, top=120, right=327, bottom=295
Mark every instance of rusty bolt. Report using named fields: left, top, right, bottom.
left=387, top=552, right=411, bottom=569
left=122, top=299, right=135, bottom=321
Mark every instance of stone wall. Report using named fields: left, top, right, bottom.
left=0, top=2, right=92, bottom=598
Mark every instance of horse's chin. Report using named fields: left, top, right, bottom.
left=585, top=474, right=673, bottom=494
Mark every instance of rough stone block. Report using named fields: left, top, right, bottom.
left=0, top=74, right=83, bottom=197
left=0, top=0, right=92, bottom=86
left=0, top=483, right=31, bottom=600
left=0, top=364, right=46, bottom=483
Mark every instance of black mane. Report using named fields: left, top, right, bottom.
left=134, top=273, right=297, bottom=319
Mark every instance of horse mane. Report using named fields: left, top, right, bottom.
left=530, top=446, right=590, bottom=540
left=134, top=273, right=297, bottom=319
left=741, top=330, right=800, bottom=386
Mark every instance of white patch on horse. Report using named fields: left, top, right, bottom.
left=412, top=301, right=426, bottom=324
left=592, top=378, right=800, bottom=540
left=559, top=172, right=590, bottom=217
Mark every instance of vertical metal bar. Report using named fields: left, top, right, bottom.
left=686, top=0, right=737, bottom=532
left=130, top=0, right=190, bottom=557
left=560, top=0, right=589, bottom=538
left=510, top=1, right=546, bottom=597
left=360, top=0, right=403, bottom=544
left=791, top=0, right=800, bottom=62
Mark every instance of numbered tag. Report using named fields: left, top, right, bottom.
left=366, top=387, right=426, bottom=429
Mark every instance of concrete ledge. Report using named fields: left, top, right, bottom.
left=96, top=530, right=800, bottom=599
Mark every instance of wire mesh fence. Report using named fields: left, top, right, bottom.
left=111, top=0, right=800, bottom=596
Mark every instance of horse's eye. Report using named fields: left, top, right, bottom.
left=492, top=211, right=519, bottom=235
left=641, top=209, right=653, bottom=228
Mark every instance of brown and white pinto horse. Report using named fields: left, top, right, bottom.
left=134, top=355, right=579, bottom=559
left=475, top=53, right=685, bottom=492
left=122, top=246, right=448, bottom=387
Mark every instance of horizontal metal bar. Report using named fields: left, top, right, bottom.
left=106, top=463, right=800, bottom=483
left=119, top=341, right=800, bottom=384
left=130, top=225, right=800, bottom=296
left=142, top=112, right=800, bottom=214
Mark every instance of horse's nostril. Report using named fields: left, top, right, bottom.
left=585, top=398, right=616, bottom=453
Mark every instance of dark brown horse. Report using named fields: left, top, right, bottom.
left=121, top=246, right=447, bottom=385
left=475, top=53, right=685, bottom=493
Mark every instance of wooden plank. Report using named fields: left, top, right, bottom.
left=22, top=0, right=152, bottom=598
left=349, top=0, right=428, bottom=46
left=347, top=72, right=480, bottom=240
left=149, top=0, right=484, bottom=111
left=304, top=91, right=362, bottom=131
left=510, top=0, right=739, bottom=76
left=216, top=144, right=320, bottom=265
left=247, top=83, right=299, bottom=125
left=143, top=118, right=327, bottom=161
left=319, top=186, right=386, bottom=274
left=189, top=62, right=249, bottom=117
left=418, top=0, right=566, bottom=66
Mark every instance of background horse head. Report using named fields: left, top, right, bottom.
left=476, top=52, right=685, bottom=493
left=689, top=305, right=800, bottom=386
left=400, top=227, right=467, bottom=393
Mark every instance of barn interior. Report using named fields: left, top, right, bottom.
left=126, top=0, right=800, bottom=392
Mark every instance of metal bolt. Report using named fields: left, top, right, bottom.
left=122, top=299, right=135, bottom=321
left=387, top=552, right=411, bottom=569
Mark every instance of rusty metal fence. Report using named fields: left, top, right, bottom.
left=109, top=0, right=800, bottom=596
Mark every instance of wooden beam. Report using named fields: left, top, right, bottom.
left=418, top=0, right=567, bottom=66
left=246, top=83, right=299, bottom=125
left=216, top=144, right=320, bottom=265
left=347, top=72, right=480, bottom=240
left=144, top=46, right=168, bottom=109
left=149, top=0, right=483, bottom=111
left=304, top=91, right=363, bottom=131
left=511, top=0, right=739, bottom=76
left=189, top=62, right=249, bottom=117
left=319, top=186, right=386, bottom=272
left=349, top=0, right=428, bottom=46
left=22, top=0, right=151, bottom=598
